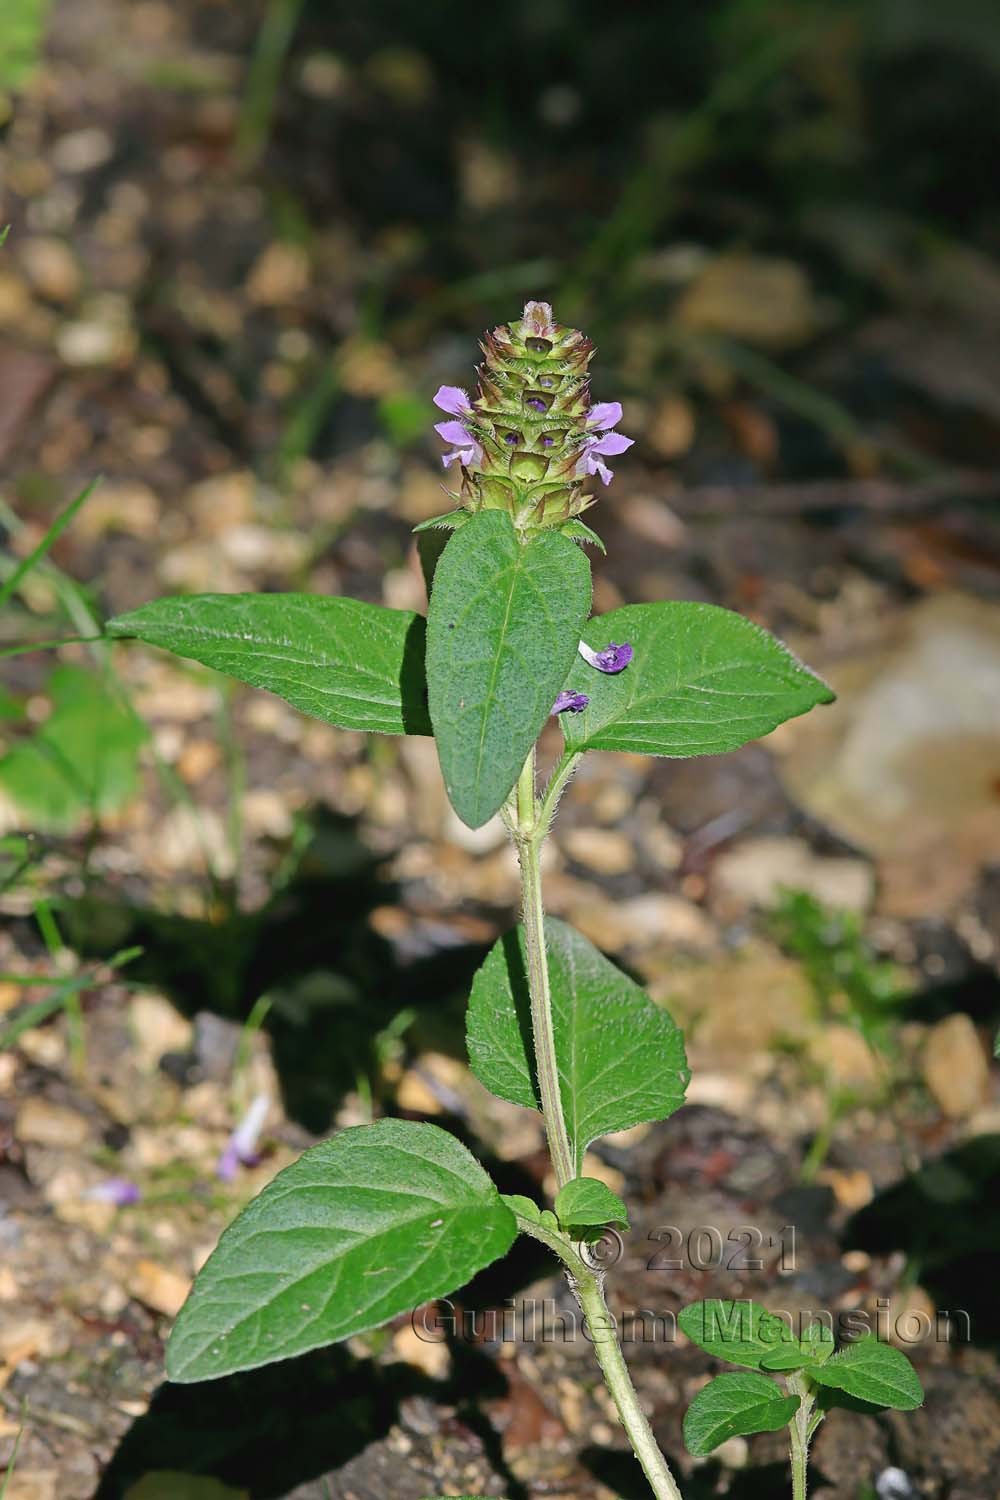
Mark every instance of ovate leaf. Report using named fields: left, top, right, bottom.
left=807, top=1334, right=923, bottom=1410
left=107, top=594, right=431, bottom=736
left=466, top=918, right=688, bottom=1173
left=425, top=510, right=591, bottom=828
left=561, top=602, right=834, bottom=758
left=166, top=1119, right=515, bottom=1382
left=683, top=1372, right=799, bottom=1456
left=761, top=1319, right=835, bottom=1371
left=555, top=1177, right=629, bottom=1230
left=678, top=1300, right=799, bottom=1370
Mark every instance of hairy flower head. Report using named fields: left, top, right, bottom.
left=431, top=302, right=632, bottom=536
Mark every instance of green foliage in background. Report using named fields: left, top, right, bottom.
left=0, top=664, right=147, bottom=831
left=0, top=0, right=51, bottom=91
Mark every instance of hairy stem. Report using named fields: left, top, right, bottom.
left=787, top=1373, right=816, bottom=1500
left=512, top=745, right=684, bottom=1500
left=575, top=1271, right=684, bottom=1500
left=515, top=748, right=575, bottom=1189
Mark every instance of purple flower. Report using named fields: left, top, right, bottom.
left=587, top=401, right=623, bottom=431
left=217, top=1093, right=269, bottom=1183
left=552, top=690, right=590, bottom=714
left=579, top=640, right=634, bottom=674
left=433, top=388, right=482, bottom=470
left=86, top=1177, right=141, bottom=1207
left=433, top=385, right=473, bottom=417
left=578, top=429, right=634, bottom=486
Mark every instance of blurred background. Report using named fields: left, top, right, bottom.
left=2, top=2, right=1000, bottom=1498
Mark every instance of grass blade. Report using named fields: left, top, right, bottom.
left=0, top=479, right=100, bottom=613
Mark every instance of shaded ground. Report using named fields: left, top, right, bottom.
left=2, top=2, right=1000, bottom=1497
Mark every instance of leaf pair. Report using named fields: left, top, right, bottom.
left=680, top=1299, right=923, bottom=1456
left=108, top=509, right=834, bottom=831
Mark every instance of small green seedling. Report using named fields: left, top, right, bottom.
left=679, top=1300, right=922, bottom=1497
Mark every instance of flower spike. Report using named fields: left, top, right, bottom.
left=430, top=302, right=632, bottom=535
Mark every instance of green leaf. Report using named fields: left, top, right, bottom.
left=759, top=1319, right=835, bottom=1372
left=559, top=518, right=606, bottom=553
left=678, top=1300, right=800, bottom=1370
left=0, top=665, right=146, bottom=831
left=107, top=594, right=431, bottom=737
left=166, top=1119, right=516, bottom=1382
left=426, top=511, right=591, bottom=828
left=466, top=918, right=688, bottom=1173
left=807, top=1334, right=923, bottom=1410
left=683, top=1372, right=799, bottom=1456
left=501, top=1193, right=543, bottom=1224
left=555, top=1177, right=629, bottom=1230
left=412, top=508, right=470, bottom=533
left=561, top=602, right=834, bottom=758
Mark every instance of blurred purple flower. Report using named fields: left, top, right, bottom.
left=217, top=1093, right=269, bottom=1183
left=552, top=690, right=590, bottom=715
left=86, top=1177, right=141, bottom=1207
left=579, top=640, right=634, bottom=674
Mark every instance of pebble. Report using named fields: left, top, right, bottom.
left=712, top=836, right=874, bottom=914
left=126, top=1258, right=191, bottom=1318
left=245, top=242, right=310, bottom=306
left=21, top=236, right=82, bottom=304
left=15, top=1099, right=90, bottom=1149
left=923, top=1014, right=990, bottom=1118
left=561, top=827, right=634, bottom=876
left=809, top=1024, right=880, bottom=1087
left=391, top=1322, right=451, bottom=1380
left=130, top=992, right=193, bottom=1071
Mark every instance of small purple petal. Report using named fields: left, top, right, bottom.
left=86, top=1177, right=141, bottom=1206
left=433, top=385, right=471, bottom=416
left=587, top=401, right=623, bottom=430
left=588, top=429, right=634, bottom=457
left=579, top=451, right=614, bottom=484
left=541, top=437, right=555, bottom=447
left=527, top=397, right=547, bottom=412
left=434, top=419, right=472, bottom=445
left=217, top=1094, right=269, bottom=1181
left=442, top=440, right=482, bottom=469
left=552, top=690, right=590, bottom=715
left=578, top=640, right=634, bottom=674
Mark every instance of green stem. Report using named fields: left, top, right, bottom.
left=511, top=748, right=684, bottom=1500
left=515, top=748, right=574, bottom=1190
left=787, top=1373, right=817, bottom=1500
left=575, top=1271, right=684, bottom=1500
